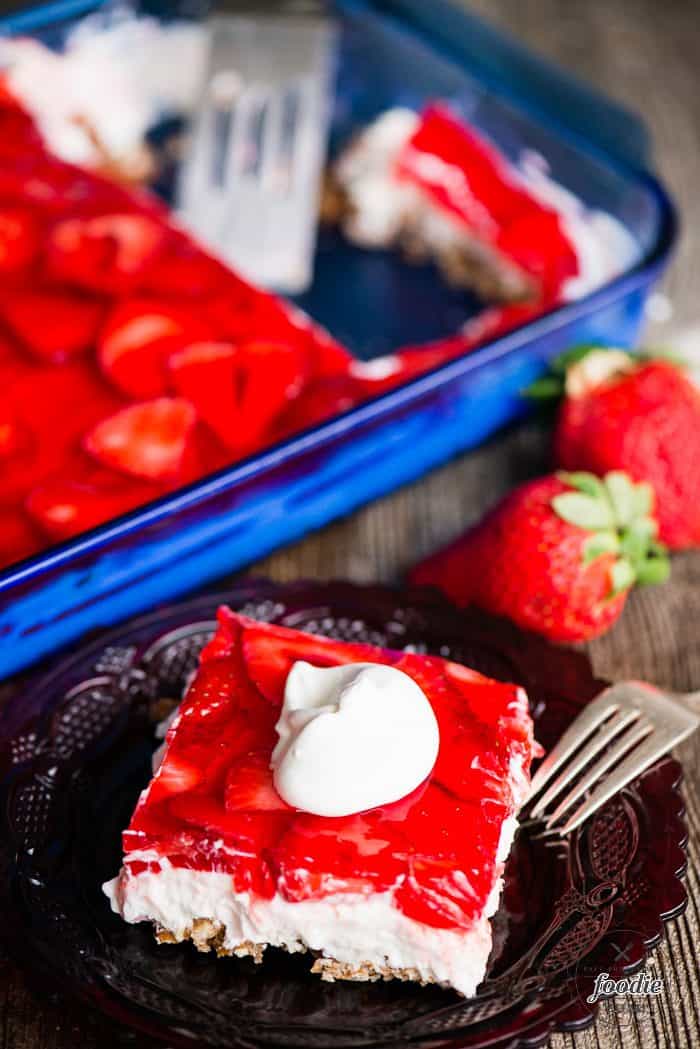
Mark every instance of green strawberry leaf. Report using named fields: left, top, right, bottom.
left=523, top=376, right=565, bottom=400
left=604, top=471, right=638, bottom=527
left=583, top=531, right=620, bottom=562
left=557, top=472, right=608, bottom=499
left=629, top=515, right=659, bottom=539
left=610, top=557, right=636, bottom=594
left=550, top=344, right=602, bottom=376
left=620, top=529, right=648, bottom=566
left=523, top=344, right=636, bottom=402
left=551, top=468, right=671, bottom=596
left=552, top=492, right=616, bottom=531
left=636, top=555, right=671, bottom=586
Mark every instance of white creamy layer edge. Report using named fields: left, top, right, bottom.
left=104, top=811, right=520, bottom=998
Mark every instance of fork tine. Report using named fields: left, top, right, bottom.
left=525, top=690, right=618, bottom=804
left=559, top=724, right=697, bottom=834
left=545, top=719, right=653, bottom=827
left=529, top=708, right=640, bottom=818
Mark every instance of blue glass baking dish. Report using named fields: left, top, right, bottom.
left=0, top=0, right=676, bottom=677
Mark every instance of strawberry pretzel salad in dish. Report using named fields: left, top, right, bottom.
left=0, top=23, right=635, bottom=573
left=105, top=607, right=540, bottom=996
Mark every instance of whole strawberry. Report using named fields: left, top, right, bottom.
left=410, top=471, right=669, bottom=643
left=540, top=347, right=700, bottom=550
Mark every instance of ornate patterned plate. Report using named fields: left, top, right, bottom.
left=0, top=581, right=689, bottom=1049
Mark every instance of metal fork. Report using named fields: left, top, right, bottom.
left=177, top=1, right=335, bottom=294
left=523, top=682, right=699, bottom=835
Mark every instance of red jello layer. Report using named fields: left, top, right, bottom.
left=124, top=608, right=537, bottom=932
left=0, top=83, right=360, bottom=569
left=0, top=86, right=578, bottom=571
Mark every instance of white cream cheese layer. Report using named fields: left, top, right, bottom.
left=105, top=863, right=492, bottom=998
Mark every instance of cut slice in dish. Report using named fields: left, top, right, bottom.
left=105, top=607, right=539, bottom=997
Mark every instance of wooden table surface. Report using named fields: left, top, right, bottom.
left=2, top=0, right=700, bottom=1046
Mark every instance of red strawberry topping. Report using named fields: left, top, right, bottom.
left=47, top=212, right=167, bottom=293
left=0, top=508, right=41, bottom=565
left=1, top=289, right=105, bottom=363
left=0, top=206, right=41, bottom=276
left=168, top=341, right=240, bottom=448
left=395, top=104, right=579, bottom=306
left=122, top=608, right=537, bottom=925
left=98, top=299, right=212, bottom=399
left=83, top=398, right=197, bottom=481
left=25, top=476, right=155, bottom=541
left=225, top=753, right=291, bottom=813
left=0, top=78, right=598, bottom=578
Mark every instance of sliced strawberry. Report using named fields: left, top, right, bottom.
left=240, top=617, right=355, bottom=704
left=275, top=375, right=363, bottom=439
left=168, top=341, right=239, bottom=448
left=149, top=755, right=203, bottom=803
left=0, top=206, right=41, bottom=276
left=98, top=299, right=212, bottom=398
left=393, top=787, right=500, bottom=930
left=236, top=341, right=307, bottom=449
left=271, top=812, right=405, bottom=901
left=225, top=752, right=290, bottom=812
left=169, top=339, right=307, bottom=453
left=202, top=290, right=305, bottom=346
left=1, top=290, right=105, bottom=363
left=83, top=398, right=197, bottom=481
left=25, top=477, right=153, bottom=541
left=47, top=212, right=167, bottom=294
left=1, top=358, right=124, bottom=506
left=276, top=867, right=377, bottom=903
left=139, top=235, right=230, bottom=299
left=166, top=793, right=291, bottom=870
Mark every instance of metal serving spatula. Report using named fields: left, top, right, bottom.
left=177, top=0, right=335, bottom=294
left=523, top=681, right=699, bottom=834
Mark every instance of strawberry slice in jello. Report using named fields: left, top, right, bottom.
left=46, top=212, right=168, bottom=294
left=105, top=607, right=538, bottom=997
left=83, top=398, right=197, bottom=482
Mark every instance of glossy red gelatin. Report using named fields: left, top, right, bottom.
left=0, top=85, right=580, bottom=572
left=396, top=104, right=580, bottom=305
left=123, top=607, right=538, bottom=932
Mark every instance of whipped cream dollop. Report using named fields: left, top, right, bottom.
left=271, top=661, right=440, bottom=817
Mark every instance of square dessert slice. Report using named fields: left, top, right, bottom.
left=105, top=607, right=539, bottom=997
left=329, top=104, right=634, bottom=308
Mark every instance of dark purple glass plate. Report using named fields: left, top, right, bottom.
left=0, top=581, right=688, bottom=1049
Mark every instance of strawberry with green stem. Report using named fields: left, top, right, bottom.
left=528, top=345, right=700, bottom=550
left=410, top=470, right=669, bottom=643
